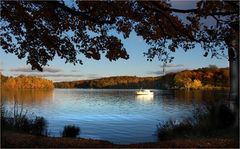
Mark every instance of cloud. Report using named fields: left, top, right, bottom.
left=159, top=64, right=184, bottom=68
left=0, top=68, right=4, bottom=72
left=146, top=71, right=164, bottom=75
left=147, top=68, right=187, bottom=75
left=41, top=73, right=99, bottom=79
left=52, top=78, right=76, bottom=82
left=86, top=74, right=99, bottom=80
left=10, top=66, right=63, bottom=73
left=43, top=67, right=63, bottom=73
left=44, top=74, right=84, bottom=77
left=50, top=73, right=99, bottom=82
left=15, top=74, right=84, bottom=78
left=13, top=73, right=99, bottom=82
left=71, top=70, right=79, bottom=72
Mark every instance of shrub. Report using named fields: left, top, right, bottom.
left=157, top=120, right=175, bottom=140
left=1, top=104, right=6, bottom=128
left=157, top=104, right=236, bottom=140
left=32, top=116, right=47, bottom=136
left=62, top=125, right=80, bottom=138
left=217, top=104, right=235, bottom=128
left=1, top=103, right=48, bottom=136
left=14, top=115, right=32, bottom=132
left=157, top=119, right=194, bottom=140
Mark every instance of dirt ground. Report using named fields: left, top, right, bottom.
left=1, top=131, right=238, bottom=148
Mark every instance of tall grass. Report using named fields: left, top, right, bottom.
left=157, top=104, right=237, bottom=140
left=1, top=102, right=48, bottom=136
left=1, top=102, right=83, bottom=138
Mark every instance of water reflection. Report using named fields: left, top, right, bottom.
left=1, top=89, right=53, bottom=105
left=135, top=95, right=154, bottom=103
left=0, top=89, right=230, bottom=144
left=173, top=90, right=229, bottom=104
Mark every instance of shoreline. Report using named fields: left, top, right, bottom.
left=1, top=131, right=237, bottom=148
left=1, top=87, right=229, bottom=90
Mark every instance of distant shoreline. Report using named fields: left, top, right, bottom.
left=1, top=67, right=230, bottom=90
left=53, top=87, right=230, bottom=90
left=54, top=67, right=229, bottom=90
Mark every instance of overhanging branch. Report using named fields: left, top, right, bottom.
left=139, top=2, right=199, bottom=42
left=150, top=1, right=238, bottom=16
left=52, top=1, right=116, bottom=25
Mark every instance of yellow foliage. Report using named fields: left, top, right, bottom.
left=2, top=75, right=54, bottom=89
left=190, top=79, right=202, bottom=89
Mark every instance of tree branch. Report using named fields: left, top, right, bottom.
left=224, top=1, right=239, bottom=12
left=211, top=15, right=229, bottom=25
left=139, top=2, right=199, bottom=42
left=52, top=1, right=116, bottom=25
left=150, top=1, right=238, bottom=16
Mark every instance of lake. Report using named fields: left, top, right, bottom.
left=1, top=89, right=228, bottom=144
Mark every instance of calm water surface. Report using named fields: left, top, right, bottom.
left=2, top=89, right=228, bottom=144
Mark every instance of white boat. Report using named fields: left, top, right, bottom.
left=135, top=94, right=154, bottom=101
left=135, top=89, right=154, bottom=95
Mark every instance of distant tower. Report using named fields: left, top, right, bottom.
left=162, top=62, right=166, bottom=75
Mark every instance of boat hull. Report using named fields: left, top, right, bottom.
left=135, top=92, right=154, bottom=95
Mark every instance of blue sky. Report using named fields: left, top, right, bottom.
left=0, top=1, right=229, bottom=82
left=0, top=31, right=228, bottom=82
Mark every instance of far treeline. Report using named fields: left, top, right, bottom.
left=54, top=66, right=229, bottom=90
left=0, top=74, right=54, bottom=89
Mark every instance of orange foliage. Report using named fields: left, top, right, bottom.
left=1, top=89, right=53, bottom=104
left=173, top=67, right=229, bottom=89
left=2, top=75, right=54, bottom=89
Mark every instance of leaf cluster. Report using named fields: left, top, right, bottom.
left=1, top=1, right=238, bottom=70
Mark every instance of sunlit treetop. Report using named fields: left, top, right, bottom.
left=0, top=1, right=238, bottom=71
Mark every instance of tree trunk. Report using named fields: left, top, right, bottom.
left=226, top=22, right=239, bottom=106
left=225, top=23, right=239, bottom=129
left=229, top=48, right=239, bottom=104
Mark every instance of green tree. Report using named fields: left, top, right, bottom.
left=1, top=1, right=238, bottom=101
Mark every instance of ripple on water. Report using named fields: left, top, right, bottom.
left=3, top=89, right=228, bottom=144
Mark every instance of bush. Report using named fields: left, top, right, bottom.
left=218, top=104, right=235, bottom=128
left=1, top=104, right=48, bottom=136
left=14, top=115, right=32, bottom=132
left=62, top=125, right=80, bottom=138
left=32, top=116, right=47, bottom=136
left=157, top=120, right=174, bottom=140
left=157, top=119, right=194, bottom=140
left=157, top=104, right=236, bottom=140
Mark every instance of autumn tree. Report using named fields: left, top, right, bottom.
left=174, top=70, right=193, bottom=88
left=2, top=75, right=54, bottom=89
left=54, top=76, right=159, bottom=89
left=173, top=67, right=229, bottom=89
left=0, top=1, right=238, bottom=101
left=191, top=79, right=202, bottom=89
